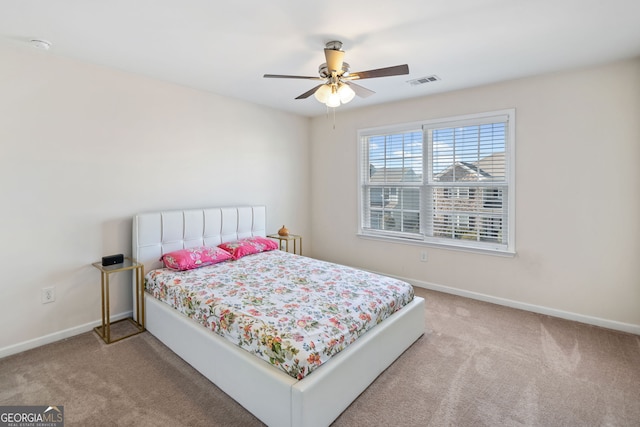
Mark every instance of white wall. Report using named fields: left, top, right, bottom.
left=309, top=58, right=640, bottom=332
left=0, top=39, right=310, bottom=354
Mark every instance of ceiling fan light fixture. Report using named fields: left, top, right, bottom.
left=314, top=84, right=332, bottom=103
left=338, top=83, right=355, bottom=104
left=314, top=82, right=355, bottom=107
left=325, top=90, right=341, bottom=108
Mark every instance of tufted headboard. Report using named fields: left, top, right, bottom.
left=132, top=206, right=266, bottom=273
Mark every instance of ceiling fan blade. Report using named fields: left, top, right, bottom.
left=295, top=84, right=324, bottom=100
left=344, top=81, right=375, bottom=98
left=324, top=48, right=345, bottom=74
left=264, top=74, right=323, bottom=80
left=348, top=64, right=410, bottom=80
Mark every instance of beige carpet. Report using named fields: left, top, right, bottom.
left=1, top=287, right=639, bottom=426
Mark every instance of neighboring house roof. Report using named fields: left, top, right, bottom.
left=435, top=152, right=505, bottom=182
left=459, top=161, right=493, bottom=178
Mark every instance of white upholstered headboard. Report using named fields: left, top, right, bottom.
left=132, top=206, right=266, bottom=273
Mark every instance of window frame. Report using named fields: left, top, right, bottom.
left=357, top=109, right=516, bottom=256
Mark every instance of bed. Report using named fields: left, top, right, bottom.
left=132, top=206, right=425, bottom=427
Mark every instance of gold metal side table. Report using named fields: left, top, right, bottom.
left=267, top=234, right=303, bottom=255
left=92, top=257, right=145, bottom=344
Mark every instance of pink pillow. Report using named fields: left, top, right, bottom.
left=161, top=246, right=232, bottom=271
left=218, top=236, right=279, bottom=260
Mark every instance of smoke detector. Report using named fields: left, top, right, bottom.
left=30, top=39, right=52, bottom=50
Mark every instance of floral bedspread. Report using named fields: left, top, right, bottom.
left=145, top=250, right=414, bottom=379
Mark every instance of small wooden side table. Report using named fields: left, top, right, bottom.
left=92, top=257, right=145, bottom=344
left=268, top=234, right=303, bottom=255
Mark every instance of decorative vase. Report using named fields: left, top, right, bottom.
left=278, top=225, right=289, bottom=236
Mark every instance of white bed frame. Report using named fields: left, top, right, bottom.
left=132, top=206, right=425, bottom=427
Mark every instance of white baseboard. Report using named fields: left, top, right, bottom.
left=0, top=311, right=132, bottom=359
left=403, top=277, right=640, bottom=335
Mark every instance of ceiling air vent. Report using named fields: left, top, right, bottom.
left=408, top=75, right=440, bottom=86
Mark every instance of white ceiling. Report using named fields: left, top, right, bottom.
left=2, top=0, right=640, bottom=117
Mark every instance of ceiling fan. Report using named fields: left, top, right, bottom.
left=264, top=41, right=409, bottom=108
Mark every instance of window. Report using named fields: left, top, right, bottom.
left=359, top=110, right=515, bottom=254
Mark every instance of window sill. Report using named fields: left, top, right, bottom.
left=356, top=232, right=516, bottom=258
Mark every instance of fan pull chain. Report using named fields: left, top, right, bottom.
left=325, top=105, right=337, bottom=130
left=333, top=107, right=336, bottom=130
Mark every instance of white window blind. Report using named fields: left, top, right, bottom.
left=361, top=130, right=423, bottom=238
left=359, top=110, right=515, bottom=254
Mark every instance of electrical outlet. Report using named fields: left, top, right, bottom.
left=420, top=251, right=428, bottom=262
left=42, top=287, right=56, bottom=304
